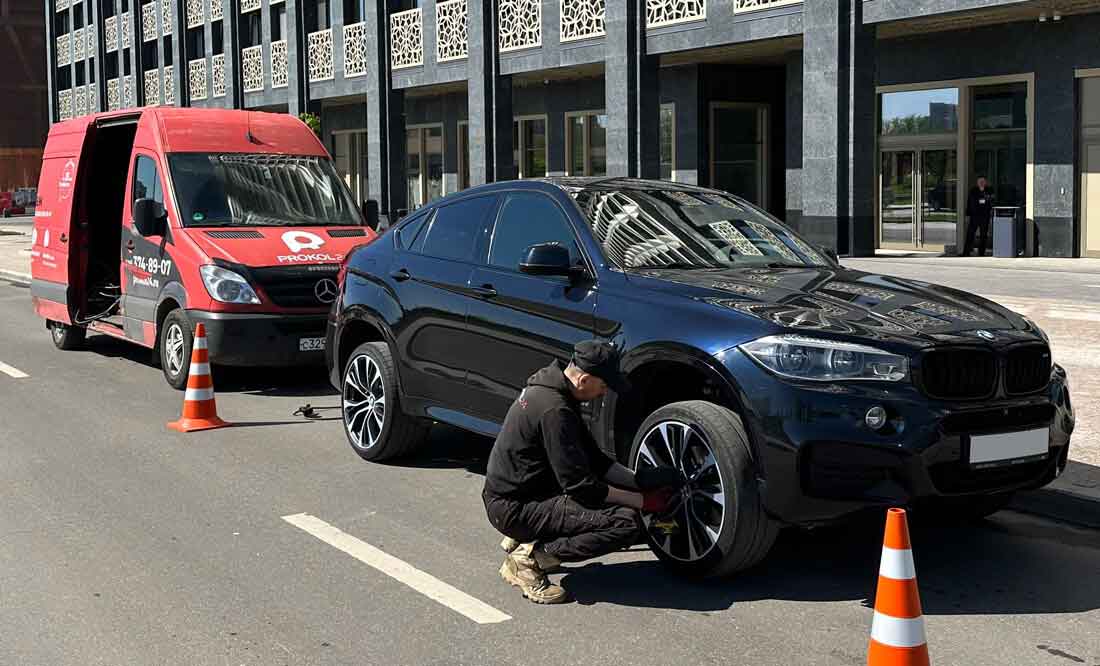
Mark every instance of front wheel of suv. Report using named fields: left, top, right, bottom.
left=341, top=341, right=430, bottom=462
left=631, top=400, right=778, bottom=578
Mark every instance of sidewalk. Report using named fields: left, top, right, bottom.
left=1, top=223, right=1097, bottom=526
left=856, top=249, right=1100, bottom=275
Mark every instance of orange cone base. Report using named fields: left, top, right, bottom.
left=868, top=639, right=930, bottom=666
left=167, top=415, right=230, bottom=432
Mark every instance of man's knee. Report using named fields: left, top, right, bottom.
left=608, top=507, right=644, bottom=543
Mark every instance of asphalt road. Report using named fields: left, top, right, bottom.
left=1, top=283, right=1099, bottom=665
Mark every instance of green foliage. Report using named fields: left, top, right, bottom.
left=299, top=112, right=322, bottom=136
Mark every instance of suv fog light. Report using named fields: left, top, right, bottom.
left=865, top=406, right=888, bottom=430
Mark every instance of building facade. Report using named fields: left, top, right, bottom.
left=42, top=0, right=1100, bottom=257
left=3, top=0, right=48, bottom=190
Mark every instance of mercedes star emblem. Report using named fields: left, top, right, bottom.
left=975, top=329, right=996, bottom=341
left=315, top=278, right=339, bottom=304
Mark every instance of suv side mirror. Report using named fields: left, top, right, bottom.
left=818, top=244, right=839, bottom=263
left=519, top=243, right=577, bottom=277
left=133, top=198, right=167, bottom=237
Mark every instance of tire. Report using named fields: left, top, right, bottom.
left=630, top=400, right=778, bottom=578
left=49, top=320, right=86, bottom=350
left=341, top=341, right=429, bottom=462
left=918, top=492, right=1014, bottom=524
left=158, top=309, right=193, bottom=390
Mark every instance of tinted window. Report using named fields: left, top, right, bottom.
left=397, top=213, right=430, bottom=250
left=419, top=195, right=497, bottom=262
left=488, top=192, right=579, bottom=270
left=133, top=155, right=163, bottom=204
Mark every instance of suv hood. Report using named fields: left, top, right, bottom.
left=185, top=226, right=376, bottom=268
left=626, top=265, right=1039, bottom=347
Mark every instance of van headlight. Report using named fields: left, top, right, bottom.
left=200, top=265, right=261, bottom=304
left=739, top=334, right=908, bottom=382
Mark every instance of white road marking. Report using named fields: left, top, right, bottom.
left=0, top=361, right=29, bottom=378
left=282, top=513, right=512, bottom=625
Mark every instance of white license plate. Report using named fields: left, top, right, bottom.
left=969, top=428, right=1048, bottom=466
left=299, top=337, right=326, bottom=352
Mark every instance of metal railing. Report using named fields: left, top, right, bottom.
left=560, top=0, right=604, bottom=42
left=390, top=9, right=423, bottom=70
left=189, top=58, right=208, bottom=100
left=308, top=29, right=333, bottom=82
left=499, top=0, right=541, bottom=52
left=241, top=45, right=264, bottom=92
left=436, top=0, right=468, bottom=62
left=271, top=39, right=288, bottom=88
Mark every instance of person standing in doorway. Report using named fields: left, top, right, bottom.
left=962, top=176, right=995, bottom=256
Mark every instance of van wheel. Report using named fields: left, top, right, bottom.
left=159, top=310, right=193, bottom=390
left=631, top=401, right=778, bottom=578
left=341, top=341, right=429, bottom=462
left=49, top=320, right=85, bottom=350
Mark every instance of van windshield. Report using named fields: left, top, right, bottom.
left=168, top=153, right=363, bottom=227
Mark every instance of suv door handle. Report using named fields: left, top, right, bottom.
left=390, top=268, right=411, bottom=282
left=471, top=284, right=497, bottom=298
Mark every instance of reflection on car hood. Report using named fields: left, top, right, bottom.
left=626, top=265, right=1041, bottom=347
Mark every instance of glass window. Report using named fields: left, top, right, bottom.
left=973, top=84, right=1027, bottom=131
left=397, top=212, right=430, bottom=251
left=406, top=126, right=445, bottom=210
left=271, top=4, right=287, bottom=40
left=489, top=192, right=579, bottom=270
left=568, top=116, right=584, bottom=175
left=590, top=114, right=606, bottom=176
left=425, top=126, right=443, bottom=202
left=660, top=105, right=675, bottom=181
left=880, top=88, right=959, bottom=136
left=566, top=113, right=607, bottom=177
left=420, top=195, right=497, bottom=262
left=406, top=128, right=422, bottom=210
left=711, top=104, right=767, bottom=206
left=459, top=123, right=469, bottom=190
left=523, top=119, right=546, bottom=178
left=133, top=155, right=163, bottom=204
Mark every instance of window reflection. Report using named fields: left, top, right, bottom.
left=880, top=88, right=959, bottom=136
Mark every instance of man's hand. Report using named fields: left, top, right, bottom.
left=634, top=466, right=684, bottom=491
left=641, top=487, right=678, bottom=514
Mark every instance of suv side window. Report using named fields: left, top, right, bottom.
left=488, top=192, right=580, bottom=271
left=417, top=195, right=497, bottom=262
left=396, top=212, right=430, bottom=251
left=133, top=155, right=163, bottom=205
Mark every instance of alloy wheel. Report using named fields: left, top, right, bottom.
left=165, top=323, right=185, bottom=377
left=635, top=420, right=726, bottom=562
left=343, top=354, right=387, bottom=450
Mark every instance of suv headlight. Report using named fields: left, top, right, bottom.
left=739, top=334, right=908, bottom=382
left=200, top=265, right=261, bottom=304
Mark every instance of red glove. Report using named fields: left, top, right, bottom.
left=641, top=487, right=677, bottom=514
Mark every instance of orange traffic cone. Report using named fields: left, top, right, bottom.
left=167, top=323, right=229, bottom=432
left=868, top=508, right=929, bottom=666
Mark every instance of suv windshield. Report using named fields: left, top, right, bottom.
left=571, top=187, right=829, bottom=270
left=168, top=153, right=362, bottom=227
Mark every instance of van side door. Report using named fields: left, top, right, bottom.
left=120, top=152, right=177, bottom=345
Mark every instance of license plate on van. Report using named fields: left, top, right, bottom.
left=968, top=428, right=1048, bottom=467
left=299, top=337, right=326, bottom=352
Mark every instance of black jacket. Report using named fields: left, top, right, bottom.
left=483, top=361, right=615, bottom=507
left=966, top=186, right=995, bottom=222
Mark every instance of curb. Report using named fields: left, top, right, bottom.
left=0, top=268, right=30, bottom=286
left=1010, top=488, right=1100, bottom=529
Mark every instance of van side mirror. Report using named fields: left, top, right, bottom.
left=818, top=245, right=839, bottom=263
left=362, top=199, right=380, bottom=230
left=133, top=198, right=167, bottom=237
left=519, top=243, right=581, bottom=278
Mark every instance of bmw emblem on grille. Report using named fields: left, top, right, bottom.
left=315, top=278, right=339, bottom=304
left=975, top=329, right=996, bottom=341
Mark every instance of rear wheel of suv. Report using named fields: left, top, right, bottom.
left=159, top=309, right=194, bottom=390
left=631, top=400, right=778, bottom=578
left=49, top=320, right=85, bottom=350
left=341, top=341, right=429, bottom=462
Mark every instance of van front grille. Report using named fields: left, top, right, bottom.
left=249, top=265, right=340, bottom=308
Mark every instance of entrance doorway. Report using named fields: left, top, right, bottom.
left=1080, top=76, right=1100, bottom=257
left=880, top=147, right=958, bottom=250
left=710, top=102, right=769, bottom=207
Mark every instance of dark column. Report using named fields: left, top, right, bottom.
left=227, top=0, right=241, bottom=107
left=286, top=0, right=303, bottom=114
left=801, top=0, right=875, bottom=255
left=172, top=0, right=185, bottom=103
left=1033, top=66, right=1075, bottom=257
left=785, top=51, right=802, bottom=229
left=45, top=0, right=56, bottom=121
left=605, top=0, right=657, bottom=178
left=468, top=0, right=513, bottom=184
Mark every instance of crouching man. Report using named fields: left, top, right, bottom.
left=482, top=340, right=682, bottom=604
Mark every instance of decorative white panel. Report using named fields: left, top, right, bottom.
left=107, top=77, right=120, bottom=110
left=209, top=0, right=223, bottom=21
left=142, top=3, right=157, bottom=41
left=161, top=0, right=173, bottom=35
left=144, top=68, right=160, bottom=105
left=189, top=58, right=207, bottom=100
left=342, top=22, right=367, bottom=77
left=105, top=16, right=118, bottom=52
left=187, top=0, right=204, bottom=28
left=435, top=0, right=467, bottom=62
left=56, top=33, right=71, bottom=66
left=212, top=53, right=226, bottom=97
left=85, top=25, right=94, bottom=56
left=646, top=0, right=705, bottom=28
left=307, top=28, right=333, bottom=82
left=560, top=0, right=604, bottom=42
left=58, top=89, right=73, bottom=121
left=733, top=0, right=800, bottom=13
left=56, top=0, right=71, bottom=12
left=241, top=45, right=263, bottom=92
left=123, top=74, right=135, bottom=108
left=271, top=39, right=288, bottom=88
left=498, top=0, right=540, bottom=52
left=240, top=0, right=260, bottom=13
left=163, top=65, right=174, bottom=104
left=121, top=11, right=131, bottom=48
left=73, top=85, right=86, bottom=117
left=72, top=27, right=85, bottom=60
left=389, top=9, right=422, bottom=70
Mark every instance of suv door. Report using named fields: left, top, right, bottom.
left=388, top=193, right=499, bottom=407
left=465, top=190, right=598, bottom=421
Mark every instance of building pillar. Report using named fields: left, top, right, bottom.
left=801, top=0, right=875, bottom=255
left=1033, top=66, right=1075, bottom=257
left=286, top=0, right=304, bottom=114
left=605, top=0, right=658, bottom=178
left=44, top=0, right=56, bottom=121
left=171, top=0, right=185, bottom=104
left=227, top=0, right=241, bottom=107
left=785, top=51, right=803, bottom=229
left=468, top=0, right=513, bottom=184
left=364, top=0, right=408, bottom=225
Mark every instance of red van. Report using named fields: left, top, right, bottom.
left=30, top=108, right=377, bottom=387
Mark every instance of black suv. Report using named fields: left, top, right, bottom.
left=326, top=178, right=1074, bottom=576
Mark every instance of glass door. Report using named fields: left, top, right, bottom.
left=710, top=103, right=768, bottom=207
left=880, top=150, right=916, bottom=248
left=879, top=148, right=958, bottom=250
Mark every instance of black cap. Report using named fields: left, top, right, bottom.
left=571, top=340, right=631, bottom=394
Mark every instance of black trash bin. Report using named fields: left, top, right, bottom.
left=992, top=206, right=1021, bottom=257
